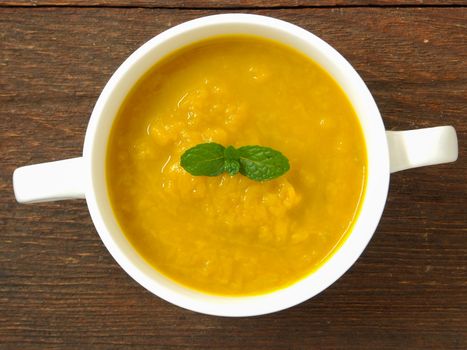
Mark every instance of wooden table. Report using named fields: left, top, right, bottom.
left=1, top=1, right=465, bottom=349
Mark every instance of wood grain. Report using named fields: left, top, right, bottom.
left=1, top=0, right=467, bottom=8
left=1, top=6, right=466, bottom=350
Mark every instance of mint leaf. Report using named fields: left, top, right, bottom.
left=180, top=143, right=225, bottom=176
left=224, top=159, right=240, bottom=175
left=238, top=145, right=290, bottom=181
left=224, top=145, right=239, bottom=161
left=180, top=143, right=290, bottom=181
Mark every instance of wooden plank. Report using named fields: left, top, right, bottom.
left=1, top=6, right=466, bottom=350
left=1, top=0, right=467, bottom=8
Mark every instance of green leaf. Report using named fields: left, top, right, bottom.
left=180, top=143, right=225, bottom=176
left=224, top=145, right=239, bottom=161
left=180, top=143, right=290, bottom=181
left=237, top=145, right=290, bottom=181
left=224, top=159, right=240, bottom=176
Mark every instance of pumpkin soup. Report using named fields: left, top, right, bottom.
left=107, top=36, right=367, bottom=296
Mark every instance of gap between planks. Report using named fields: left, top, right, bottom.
left=0, top=4, right=466, bottom=10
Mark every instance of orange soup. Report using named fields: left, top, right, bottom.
left=107, top=36, right=367, bottom=296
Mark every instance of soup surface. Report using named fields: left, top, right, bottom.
left=107, top=36, right=367, bottom=296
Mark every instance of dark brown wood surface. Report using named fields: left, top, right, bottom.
left=0, top=3, right=466, bottom=350
left=3, top=0, right=467, bottom=8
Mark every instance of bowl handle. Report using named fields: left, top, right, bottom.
left=386, top=126, right=458, bottom=173
left=13, top=157, right=86, bottom=203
